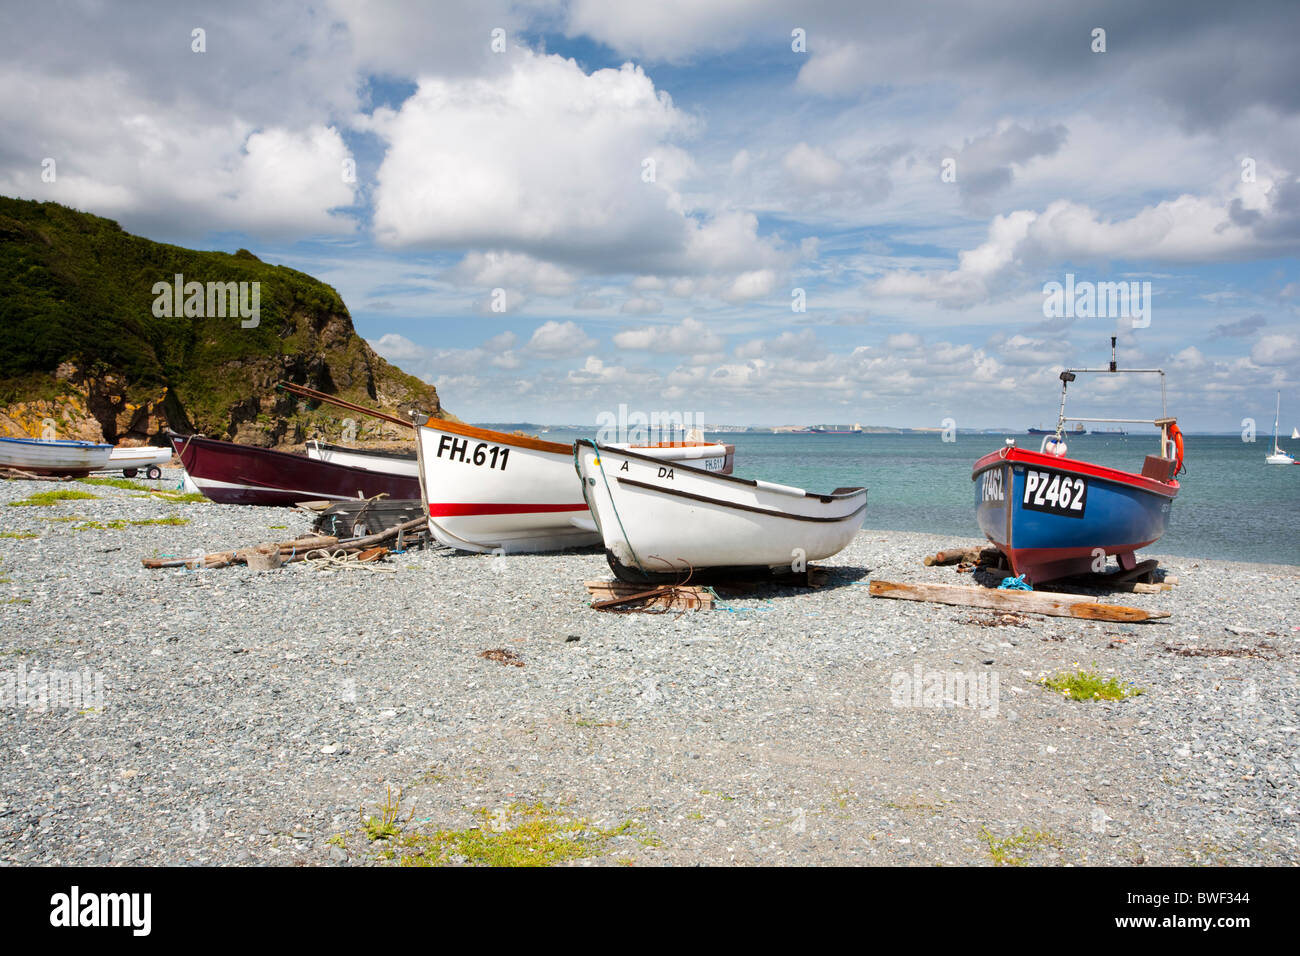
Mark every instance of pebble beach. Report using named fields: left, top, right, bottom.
left=1, top=470, right=1297, bottom=866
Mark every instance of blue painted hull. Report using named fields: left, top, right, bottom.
left=973, top=449, right=1176, bottom=583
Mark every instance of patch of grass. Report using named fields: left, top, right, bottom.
left=885, top=797, right=946, bottom=816
left=77, top=477, right=152, bottom=491
left=68, top=514, right=189, bottom=532
left=3, top=597, right=32, bottom=605
left=574, top=717, right=625, bottom=728
left=360, top=786, right=410, bottom=843
left=396, top=803, right=653, bottom=867
left=0, top=531, right=38, bottom=539
left=72, top=520, right=127, bottom=531
left=979, top=826, right=1063, bottom=866
left=1038, top=667, right=1144, bottom=701
left=9, top=490, right=99, bottom=507
left=148, top=491, right=208, bottom=503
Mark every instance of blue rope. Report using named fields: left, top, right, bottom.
left=998, top=574, right=1033, bottom=591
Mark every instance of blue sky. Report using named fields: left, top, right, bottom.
left=4, top=1, right=1299, bottom=430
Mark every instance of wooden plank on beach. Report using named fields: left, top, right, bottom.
left=868, top=579, right=1169, bottom=622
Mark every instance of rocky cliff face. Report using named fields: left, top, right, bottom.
left=0, top=198, right=447, bottom=447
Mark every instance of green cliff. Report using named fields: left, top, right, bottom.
left=0, top=197, right=446, bottom=446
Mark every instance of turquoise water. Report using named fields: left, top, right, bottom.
left=547, top=430, right=1299, bottom=565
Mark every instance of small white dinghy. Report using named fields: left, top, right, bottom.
left=574, top=439, right=867, bottom=583
left=305, top=440, right=420, bottom=479
left=0, top=435, right=113, bottom=477
left=107, top=445, right=172, bottom=479
left=412, top=418, right=736, bottom=553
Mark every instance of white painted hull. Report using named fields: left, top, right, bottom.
left=305, top=441, right=420, bottom=478
left=107, top=446, right=172, bottom=473
left=0, top=436, right=113, bottom=476
left=415, top=423, right=597, bottom=553
left=1266, top=452, right=1295, bottom=465
left=575, top=440, right=866, bottom=578
left=413, top=422, right=737, bottom=553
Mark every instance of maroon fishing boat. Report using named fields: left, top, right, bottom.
left=168, top=431, right=421, bottom=506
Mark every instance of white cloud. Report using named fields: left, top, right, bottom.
left=444, top=250, right=577, bottom=297
left=613, top=317, right=724, bottom=353
left=870, top=180, right=1300, bottom=308
left=1252, top=333, right=1300, bottom=366
left=620, top=296, right=663, bottom=314
left=367, top=52, right=693, bottom=267
left=783, top=142, right=845, bottom=189
left=722, top=268, right=778, bottom=303
left=527, top=320, right=597, bottom=357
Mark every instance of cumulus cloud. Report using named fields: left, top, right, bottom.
left=613, top=317, right=724, bottom=353
left=443, top=251, right=577, bottom=297
left=367, top=52, right=692, bottom=266
left=783, top=142, right=845, bottom=189
left=871, top=179, right=1300, bottom=308
left=620, top=296, right=663, bottom=315
left=527, top=320, right=597, bottom=357
left=1252, top=333, right=1300, bottom=366
left=951, top=122, right=1068, bottom=206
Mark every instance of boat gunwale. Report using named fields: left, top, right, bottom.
left=418, top=418, right=573, bottom=455
left=307, top=439, right=417, bottom=462
left=614, top=475, right=867, bottom=523
left=0, top=435, right=113, bottom=451
left=584, top=439, right=862, bottom=500
left=971, top=447, right=1178, bottom=499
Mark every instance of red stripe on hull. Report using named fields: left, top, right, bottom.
left=972, top=447, right=1177, bottom=498
left=427, top=502, right=589, bottom=517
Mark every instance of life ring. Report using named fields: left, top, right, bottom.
left=1168, top=421, right=1185, bottom=476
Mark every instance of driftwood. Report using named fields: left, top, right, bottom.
left=584, top=580, right=715, bottom=611
left=0, top=467, right=76, bottom=482
left=923, top=546, right=998, bottom=567
left=142, top=517, right=426, bottom=570
left=869, top=579, right=1170, bottom=622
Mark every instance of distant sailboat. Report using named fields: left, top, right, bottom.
left=1292, top=427, right=1299, bottom=440
left=1266, top=391, right=1296, bottom=464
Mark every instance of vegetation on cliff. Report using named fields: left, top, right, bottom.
left=0, top=197, right=446, bottom=445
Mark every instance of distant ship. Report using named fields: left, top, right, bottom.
left=809, top=424, right=864, bottom=435
left=1027, top=423, right=1087, bottom=435
left=1092, top=427, right=1128, bottom=436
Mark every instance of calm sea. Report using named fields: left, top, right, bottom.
left=546, top=429, right=1299, bottom=566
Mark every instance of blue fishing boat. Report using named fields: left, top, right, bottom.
left=972, top=339, right=1183, bottom=584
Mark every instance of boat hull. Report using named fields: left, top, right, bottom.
left=415, top=421, right=597, bottom=553
left=576, top=440, right=866, bottom=582
left=168, top=432, right=421, bottom=505
left=972, top=447, right=1177, bottom=584
left=413, top=421, right=738, bottom=553
left=0, top=436, right=113, bottom=476
left=305, top=440, right=420, bottom=478
left=107, top=446, right=173, bottom=477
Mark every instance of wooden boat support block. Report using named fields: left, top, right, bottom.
left=868, top=579, right=1170, bottom=623
left=584, top=580, right=715, bottom=611
left=238, top=544, right=283, bottom=571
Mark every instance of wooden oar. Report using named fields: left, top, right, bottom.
left=275, top=381, right=418, bottom=429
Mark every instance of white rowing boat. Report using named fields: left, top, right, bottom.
left=107, top=445, right=172, bottom=478
left=305, top=440, right=420, bottom=478
left=575, top=439, right=866, bottom=582
left=0, top=435, right=113, bottom=477
left=412, top=418, right=735, bottom=553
